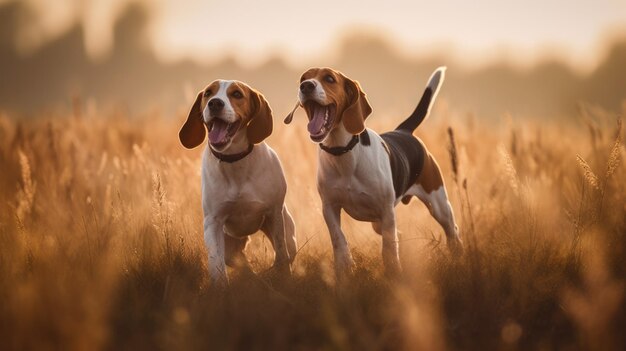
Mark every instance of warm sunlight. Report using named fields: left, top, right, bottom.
left=1, top=1, right=624, bottom=350
left=9, top=0, right=626, bottom=69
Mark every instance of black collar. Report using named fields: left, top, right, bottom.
left=319, top=135, right=360, bottom=156
left=210, top=144, right=254, bottom=163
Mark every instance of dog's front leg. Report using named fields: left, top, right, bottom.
left=203, top=216, right=228, bottom=287
left=381, top=208, right=401, bottom=277
left=266, top=206, right=291, bottom=275
left=322, top=203, right=354, bottom=278
left=282, top=205, right=298, bottom=263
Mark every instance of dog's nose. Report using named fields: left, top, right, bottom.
left=300, top=81, right=316, bottom=94
left=208, top=98, right=224, bottom=112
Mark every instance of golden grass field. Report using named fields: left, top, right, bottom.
left=0, top=104, right=624, bottom=350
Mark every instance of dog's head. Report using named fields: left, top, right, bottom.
left=179, top=80, right=272, bottom=151
left=285, top=67, right=372, bottom=143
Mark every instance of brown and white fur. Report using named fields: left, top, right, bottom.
left=284, top=67, right=462, bottom=277
left=179, top=79, right=297, bottom=286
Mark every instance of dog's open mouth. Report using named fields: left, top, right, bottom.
left=305, top=102, right=336, bottom=142
left=208, top=118, right=241, bottom=148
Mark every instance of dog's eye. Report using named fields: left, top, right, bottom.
left=324, top=75, right=335, bottom=83
left=232, top=91, right=243, bottom=99
left=203, top=90, right=212, bottom=97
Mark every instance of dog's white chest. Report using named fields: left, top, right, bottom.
left=201, top=145, right=286, bottom=237
left=319, top=175, right=387, bottom=222
left=342, top=192, right=382, bottom=222
left=222, top=198, right=267, bottom=237
left=317, top=141, right=396, bottom=222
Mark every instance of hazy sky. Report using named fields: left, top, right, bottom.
left=6, top=0, right=626, bottom=70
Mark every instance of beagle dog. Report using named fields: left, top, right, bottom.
left=284, top=67, right=462, bottom=277
left=179, top=80, right=297, bottom=286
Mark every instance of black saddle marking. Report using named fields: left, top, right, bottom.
left=380, top=130, right=426, bottom=199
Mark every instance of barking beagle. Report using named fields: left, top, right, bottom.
left=285, top=67, right=462, bottom=276
left=179, top=80, right=297, bottom=286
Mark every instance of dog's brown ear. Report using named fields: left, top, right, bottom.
left=342, top=77, right=372, bottom=134
left=247, top=89, right=273, bottom=144
left=179, top=92, right=206, bottom=149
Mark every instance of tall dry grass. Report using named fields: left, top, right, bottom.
left=0, top=105, right=624, bottom=350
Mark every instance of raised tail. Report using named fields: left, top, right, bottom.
left=396, top=66, right=446, bottom=132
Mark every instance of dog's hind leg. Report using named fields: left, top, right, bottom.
left=409, top=183, right=463, bottom=255
left=407, top=154, right=463, bottom=255
left=260, top=206, right=292, bottom=275
left=224, top=235, right=250, bottom=269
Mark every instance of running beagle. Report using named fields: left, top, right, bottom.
left=179, top=79, right=297, bottom=286
left=284, top=67, right=462, bottom=276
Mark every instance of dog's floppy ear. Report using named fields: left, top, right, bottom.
left=247, top=89, right=273, bottom=144
left=179, top=91, right=206, bottom=149
left=342, top=77, right=372, bottom=135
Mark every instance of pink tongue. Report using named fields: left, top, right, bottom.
left=209, top=119, right=229, bottom=145
left=307, top=105, right=326, bottom=135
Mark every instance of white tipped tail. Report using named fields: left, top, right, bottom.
left=396, top=66, right=447, bottom=132
left=427, top=66, right=446, bottom=106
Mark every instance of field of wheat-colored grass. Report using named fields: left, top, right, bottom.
left=0, top=104, right=624, bottom=350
